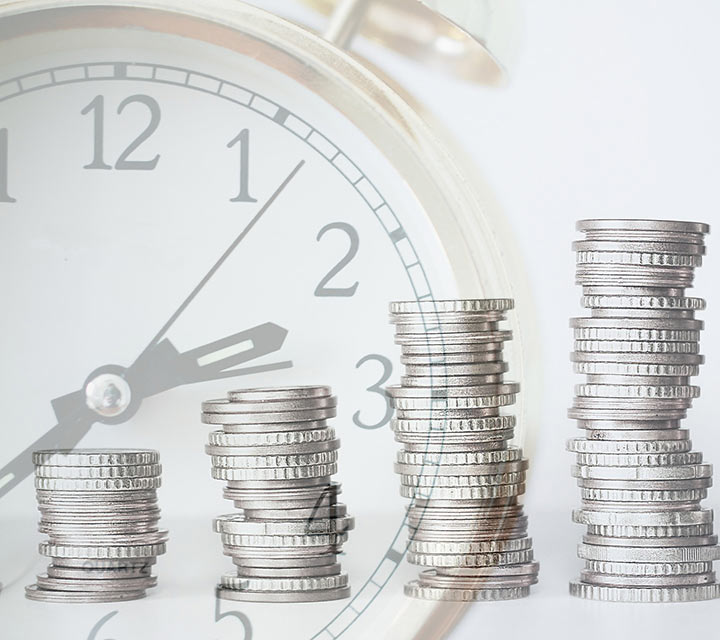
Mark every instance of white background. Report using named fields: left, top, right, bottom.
left=255, top=0, right=720, bottom=637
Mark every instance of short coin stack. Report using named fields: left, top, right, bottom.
left=26, top=449, right=166, bottom=603
left=387, top=299, right=539, bottom=601
left=568, top=218, right=720, bottom=602
left=203, top=386, right=353, bottom=603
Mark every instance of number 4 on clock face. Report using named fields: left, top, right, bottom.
left=0, top=128, right=16, bottom=203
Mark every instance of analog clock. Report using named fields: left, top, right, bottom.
left=0, top=1, right=536, bottom=638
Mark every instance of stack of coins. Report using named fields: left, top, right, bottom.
left=202, top=386, right=354, bottom=603
left=568, top=218, right=720, bottom=602
left=26, top=449, right=166, bottom=603
left=387, top=299, right=539, bottom=601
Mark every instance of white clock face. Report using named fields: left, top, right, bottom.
left=0, top=5, right=467, bottom=640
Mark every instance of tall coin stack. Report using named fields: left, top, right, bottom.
left=387, top=299, right=539, bottom=602
left=26, top=449, right=166, bottom=603
left=203, top=386, right=354, bottom=603
left=568, top=218, right=720, bottom=602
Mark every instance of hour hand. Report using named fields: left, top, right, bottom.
left=125, top=322, right=292, bottom=398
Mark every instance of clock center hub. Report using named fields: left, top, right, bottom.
left=84, top=373, right=132, bottom=418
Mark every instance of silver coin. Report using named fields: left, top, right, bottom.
left=395, top=408, right=503, bottom=420
left=390, top=299, right=514, bottom=314
left=401, top=441, right=508, bottom=453
left=408, top=538, right=532, bottom=555
left=35, top=573, right=157, bottom=592
left=25, top=584, right=146, bottom=603
left=402, top=362, right=509, bottom=376
left=582, top=430, right=690, bottom=441
left=572, top=464, right=712, bottom=481
left=585, top=523, right=714, bottom=538
left=400, top=484, right=526, bottom=500
left=404, top=581, right=530, bottom=601
left=400, top=342, right=503, bottom=356
left=208, top=428, right=335, bottom=446
left=34, top=464, right=163, bottom=480
left=392, top=415, right=515, bottom=433
left=34, top=476, right=162, bottom=491
left=233, top=563, right=341, bottom=578
left=582, top=295, right=706, bottom=311
left=231, top=554, right=338, bottom=569
left=576, top=477, right=712, bottom=491
left=575, top=384, right=700, bottom=400
left=220, top=532, right=348, bottom=548
left=576, top=218, right=709, bottom=234
left=212, top=464, right=337, bottom=482
left=396, top=460, right=528, bottom=476
left=575, top=250, right=703, bottom=267
left=214, top=514, right=354, bottom=535
left=407, top=549, right=534, bottom=568
left=395, top=429, right=515, bottom=445
left=577, top=543, right=720, bottom=563
left=582, top=559, right=713, bottom=576
left=573, top=326, right=701, bottom=342
left=567, top=438, right=692, bottom=454
left=219, top=572, right=348, bottom=592
left=569, top=581, right=720, bottom=602
left=222, top=482, right=339, bottom=502
left=210, top=451, right=338, bottom=469
left=582, top=534, right=718, bottom=548
left=579, top=487, right=707, bottom=503
left=570, top=408, right=689, bottom=422
left=574, top=451, right=703, bottom=467
left=202, top=407, right=337, bottom=423
left=394, top=333, right=513, bottom=348
left=216, top=585, right=350, bottom=603
left=39, top=541, right=167, bottom=559
left=202, top=396, right=337, bottom=413
left=240, top=503, right=347, bottom=521
left=32, top=449, right=159, bottom=467
left=397, top=447, right=523, bottom=466
left=46, top=564, right=153, bottom=579
left=207, top=441, right=341, bottom=457
left=387, top=383, right=519, bottom=399
left=50, top=558, right=156, bottom=570
left=438, top=562, right=539, bottom=578
left=580, top=570, right=716, bottom=588
left=401, top=351, right=503, bottom=365
left=417, top=570, right=537, bottom=590
left=202, top=415, right=331, bottom=430
left=392, top=321, right=502, bottom=334
left=401, top=374, right=505, bottom=387
left=227, top=387, right=332, bottom=402
left=572, top=509, right=713, bottom=527
left=400, top=471, right=526, bottom=488
left=39, top=521, right=160, bottom=536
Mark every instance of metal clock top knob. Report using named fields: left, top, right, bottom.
left=298, top=0, right=521, bottom=84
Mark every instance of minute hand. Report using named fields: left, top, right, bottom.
left=131, top=160, right=305, bottom=369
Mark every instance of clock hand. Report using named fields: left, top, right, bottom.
left=0, top=323, right=292, bottom=500
left=125, top=322, right=292, bottom=397
left=131, top=160, right=305, bottom=370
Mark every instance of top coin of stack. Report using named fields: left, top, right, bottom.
left=568, top=219, right=720, bottom=603
left=202, top=386, right=354, bottom=603
left=387, top=299, right=539, bottom=602
left=26, top=449, right=166, bottom=604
